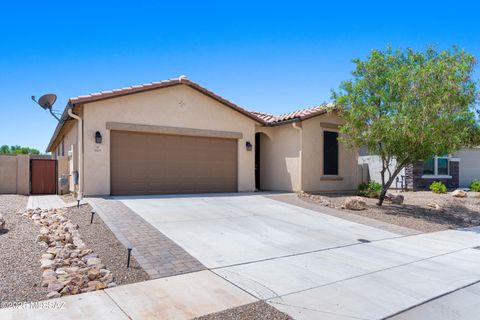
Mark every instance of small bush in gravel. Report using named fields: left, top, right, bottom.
left=470, top=179, right=480, bottom=192
left=429, top=181, right=447, bottom=194
left=358, top=181, right=382, bottom=198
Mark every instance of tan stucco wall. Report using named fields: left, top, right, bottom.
left=0, top=156, right=18, bottom=193
left=301, top=113, right=358, bottom=192
left=57, top=156, right=69, bottom=194
left=0, top=154, right=30, bottom=194
left=82, top=85, right=257, bottom=196
left=256, top=125, right=302, bottom=191
left=16, top=155, right=30, bottom=195
left=53, top=121, right=78, bottom=193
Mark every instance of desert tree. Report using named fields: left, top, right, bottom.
left=332, top=46, right=478, bottom=205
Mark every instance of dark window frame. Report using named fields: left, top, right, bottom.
left=422, top=156, right=450, bottom=176
left=323, top=130, right=339, bottom=175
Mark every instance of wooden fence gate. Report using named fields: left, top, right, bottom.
left=30, top=159, right=57, bottom=195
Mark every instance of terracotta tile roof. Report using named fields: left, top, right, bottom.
left=250, top=103, right=335, bottom=124
left=47, top=77, right=335, bottom=151
left=69, top=78, right=182, bottom=104
left=249, top=111, right=276, bottom=123
left=68, top=77, right=259, bottom=124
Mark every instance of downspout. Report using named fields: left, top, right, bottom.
left=67, top=107, right=83, bottom=201
left=292, top=121, right=303, bottom=192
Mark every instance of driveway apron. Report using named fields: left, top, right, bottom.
left=119, top=194, right=480, bottom=320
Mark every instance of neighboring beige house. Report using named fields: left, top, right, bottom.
left=47, top=77, right=358, bottom=197
left=359, top=148, right=480, bottom=190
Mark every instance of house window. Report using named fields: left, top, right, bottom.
left=323, top=131, right=339, bottom=175
left=61, top=140, right=65, bottom=156
left=422, top=155, right=450, bottom=176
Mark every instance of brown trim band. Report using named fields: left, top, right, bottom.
left=106, top=122, right=243, bottom=139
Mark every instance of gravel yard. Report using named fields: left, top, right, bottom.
left=0, top=195, right=47, bottom=305
left=0, top=195, right=148, bottom=306
left=194, top=302, right=293, bottom=320
left=300, top=191, right=480, bottom=233
left=64, top=204, right=149, bottom=285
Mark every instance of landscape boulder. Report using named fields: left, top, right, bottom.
left=343, top=197, right=367, bottom=210
left=427, top=203, right=443, bottom=211
left=452, top=189, right=467, bottom=198
left=385, top=193, right=404, bottom=205
left=0, top=214, right=5, bottom=230
left=46, top=292, right=61, bottom=299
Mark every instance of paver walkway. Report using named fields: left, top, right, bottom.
left=26, top=195, right=66, bottom=210
left=88, top=197, right=206, bottom=279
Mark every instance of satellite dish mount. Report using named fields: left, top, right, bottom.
left=31, top=94, right=60, bottom=121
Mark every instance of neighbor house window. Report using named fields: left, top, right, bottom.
left=323, top=131, right=339, bottom=175
left=423, top=155, right=450, bottom=176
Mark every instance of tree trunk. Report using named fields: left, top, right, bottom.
left=377, top=165, right=405, bottom=206
left=377, top=186, right=389, bottom=206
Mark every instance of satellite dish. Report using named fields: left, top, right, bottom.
left=31, top=93, right=60, bottom=121
left=37, top=94, right=57, bottom=110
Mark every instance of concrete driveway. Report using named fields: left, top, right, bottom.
left=118, top=193, right=397, bottom=268
left=118, top=193, right=480, bottom=320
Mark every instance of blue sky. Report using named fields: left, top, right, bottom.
left=1, top=1, right=479, bottom=152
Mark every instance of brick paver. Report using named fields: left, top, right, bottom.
left=88, top=197, right=206, bottom=279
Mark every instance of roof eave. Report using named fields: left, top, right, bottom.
left=45, top=104, right=72, bottom=153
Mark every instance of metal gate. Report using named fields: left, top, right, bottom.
left=30, top=159, right=57, bottom=195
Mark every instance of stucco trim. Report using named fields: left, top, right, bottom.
left=421, top=174, right=452, bottom=179
left=320, top=122, right=340, bottom=130
left=106, top=122, right=243, bottom=139
left=320, top=175, right=344, bottom=181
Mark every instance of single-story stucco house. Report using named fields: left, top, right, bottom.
left=46, top=76, right=358, bottom=197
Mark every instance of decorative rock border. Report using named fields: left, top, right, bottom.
left=22, top=208, right=116, bottom=299
left=299, top=192, right=335, bottom=207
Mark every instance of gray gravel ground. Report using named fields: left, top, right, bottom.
left=64, top=203, right=150, bottom=285
left=299, top=191, right=480, bottom=233
left=0, top=195, right=48, bottom=305
left=193, top=302, right=293, bottom=320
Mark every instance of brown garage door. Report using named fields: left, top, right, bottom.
left=110, top=131, right=238, bottom=195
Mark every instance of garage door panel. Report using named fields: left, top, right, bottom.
left=110, top=131, right=238, bottom=195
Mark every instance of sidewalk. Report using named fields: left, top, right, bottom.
left=0, top=270, right=257, bottom=320
left=26, top=195, right=66, bottom=210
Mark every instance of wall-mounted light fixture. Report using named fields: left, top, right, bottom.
left=95, top=131, right=102, bottom=144
left=246, top=141, right=253, bottom=151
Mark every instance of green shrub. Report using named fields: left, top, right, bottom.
left=358, top=181, right=382, bottom=198
left=429, top=181, right=447, bottom=194
left=470, top=179, right=480, bottom=192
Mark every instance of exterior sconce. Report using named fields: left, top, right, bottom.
left=246, top=141, right=253, bottom=151
left=95, top=131, right=102, bottom=144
